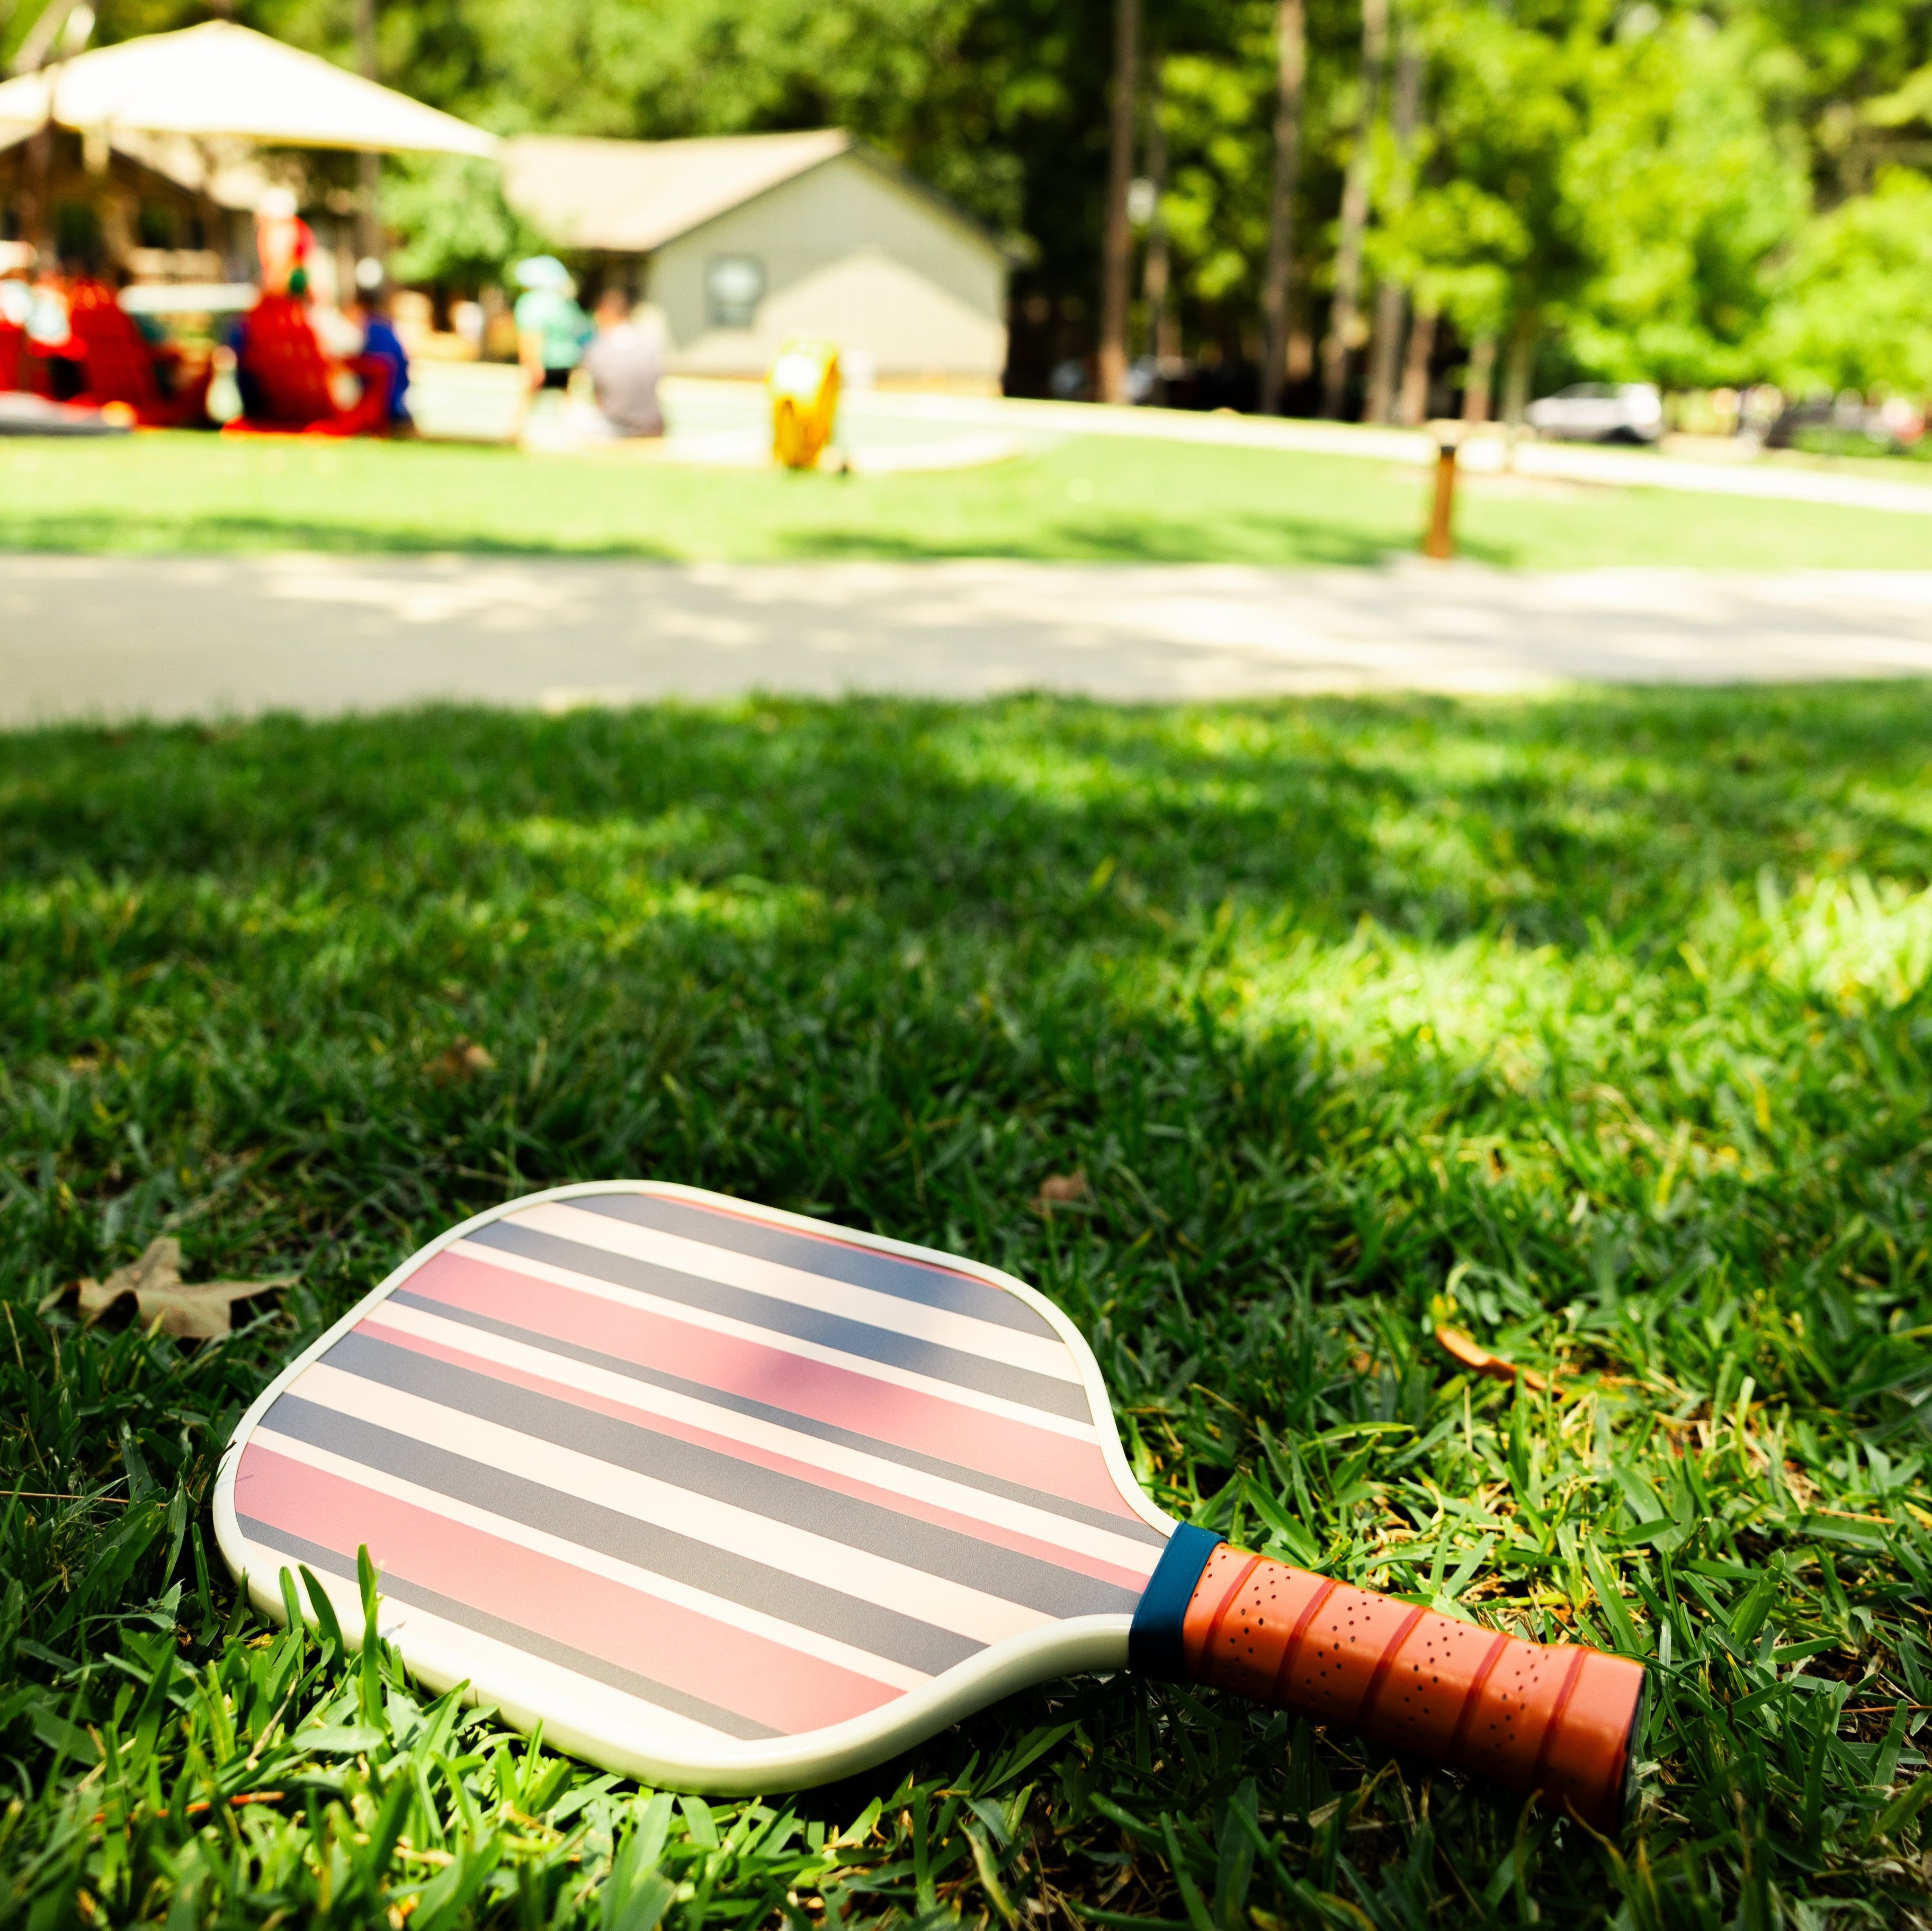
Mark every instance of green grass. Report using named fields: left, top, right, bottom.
left=4, top=429, right=1932, bottom=570
left=3, top=687, right=1931, bottom=1929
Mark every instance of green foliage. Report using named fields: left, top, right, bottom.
left=1563, top=14, right=1809, bottom=388
left=1760, top=167, right=1932, bottom=397
left=3, top=687, right=1932, bottom=1925
left=1411, top=0, right=1597, bottom=345
left=23, top=0, right=1932, bottom=394
left=380, top=156, right=553, bottom=293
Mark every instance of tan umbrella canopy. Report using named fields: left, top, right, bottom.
left=0, top=21, right=498, bottom=157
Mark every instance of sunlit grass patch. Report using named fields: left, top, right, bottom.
left=1760, top=872, right=1932, bottom=1012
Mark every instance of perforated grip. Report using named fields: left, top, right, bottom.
left=1182, top=1546, right=1644, bottom=1830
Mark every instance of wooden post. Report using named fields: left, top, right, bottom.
left=1425, top=433, right=1458, bottom=561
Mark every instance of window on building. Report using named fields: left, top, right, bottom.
left=705, top=255, right=765, bottom=329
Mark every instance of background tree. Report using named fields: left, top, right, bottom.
left=1318, top=0, right=1385, bottom=417
left=1759, top=166, right=1932, bottom=395
left=1362, top=6, right=1420, bottom=423
left=1257, top=0, right=1305, bottom=414
left=1560, top=8, right=1805, bottom=389
left=1097, top=0, right=1140, bottom=401
left=9, top=0, right=1932, bottom=407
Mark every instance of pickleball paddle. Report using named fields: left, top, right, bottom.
left=216, top=1182, right=1644, bottom=1826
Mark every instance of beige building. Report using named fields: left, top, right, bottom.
left=502, top=130, right=1008, bottom=391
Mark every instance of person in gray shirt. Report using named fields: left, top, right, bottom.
left=582, top=289, right=665, bottom=438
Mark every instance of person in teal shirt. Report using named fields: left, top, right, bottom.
left=512, top=256, right=591, bottom=392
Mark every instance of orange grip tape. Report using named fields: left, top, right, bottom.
left=1182, top=1545, right=1643, bottom=1830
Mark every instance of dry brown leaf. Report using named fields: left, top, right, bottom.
left=1435, top=1323, right=1551, bottom=1392
left=430, top=1038, right=496, bottom=1081
left=62, top=1236, right=292, bottom=1340
left=1033, top=1170, right=1090, bottom=1213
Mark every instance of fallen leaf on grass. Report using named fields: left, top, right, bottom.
left=1435, top=1323, right=1551, bottom=1392
left=1033, top=1170, right=1090, bottom=1213
left=430, top=1038, right=496, bottom=1081
left=47, top=1237, right=292, bottom=1340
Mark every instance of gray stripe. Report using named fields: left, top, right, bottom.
left=389, top=1288, right=1167, bottom=1548
left=265, top=1393, right=979, bottom=1675
left=238, top=1518, right=783, bottom=1742
left=576, top=1192, right=1055, bottom=1339
left=326, top=1332, right=1141, bottom=1620
left=471, top=1219, right=1090, bottom=1423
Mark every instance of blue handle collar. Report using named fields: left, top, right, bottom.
left=1128, top=1522, right=1226, bottom=1681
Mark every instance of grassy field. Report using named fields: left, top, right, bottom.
left=4, top=429, right=1932, bottom=570
left=3, top=688, right=1930, bottom=1928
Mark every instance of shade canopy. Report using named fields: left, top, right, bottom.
left=0, top=22, right=498, bottom=158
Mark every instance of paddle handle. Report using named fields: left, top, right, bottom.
left=1181, top=1543, right=1644, bottom=1830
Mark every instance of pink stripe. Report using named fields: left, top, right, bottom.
left=362, top=1312, right=1158, bottom=1588
left=404, top=1248, right=1136, bottom=1516
left=234, top=1443, right=900, bottom=1735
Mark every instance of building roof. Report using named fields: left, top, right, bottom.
left=0, top=23, right=498, bottom=157
left=503, top=129, right=981, bottom=256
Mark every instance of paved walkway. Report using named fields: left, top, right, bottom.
left=7, top=553, right=1932, bottom=725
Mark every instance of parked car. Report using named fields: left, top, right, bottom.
left=1525, top=382, right=1663, bottom=444
left=1766, top=391, right=1925, bottom=455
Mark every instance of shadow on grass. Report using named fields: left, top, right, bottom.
left=0, top=511, right=1521, bottom=569
left=6, top=683, right=1930, bottom=949
left=766, top=512, right=1446, bottom=568
left=0, top=519, right=685, bottom=563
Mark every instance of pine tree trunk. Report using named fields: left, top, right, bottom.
left=1462, top=333, right=1497, bottom=424
left=1142, top=63, right=1175, bottom=369
left=1501, top=315, right=1536, bottom=423
left=1397, top=304, right=1437, bottom=425
left=1500, top=313, right=1537, bottom=466
left=1098, top=0, right=1141, bottom=405
left=1259, top=0, right=1307, bottom=417
left=1319, top=0, right=1388, bottom=419
left=1364, top=281, right=1406, bottom=425
left=1362, top=24, right=1421, bottom=424
left=355, top=0, right=383, bottom=264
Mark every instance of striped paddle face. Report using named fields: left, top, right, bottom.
left=216, top=1183, right=1175, bottom=1791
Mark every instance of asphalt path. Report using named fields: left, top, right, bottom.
left=7, top=552, right=1932, bottom=725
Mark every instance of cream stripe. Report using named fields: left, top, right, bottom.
left=516, top=1201, right=1081, bottom=1382
left=244, top=1534, right=743, bottom=1749
left=292, top=1362, right=1048, bottom=1647
left=366, top=1302, right=1160, bottom=1577
left=252, top=1425, right=929, bottom=1693
left=443, top=1237, right=1101, bottom=1443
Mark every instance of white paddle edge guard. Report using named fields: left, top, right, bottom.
left=213, top=1179, right=1179, bottom=1794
